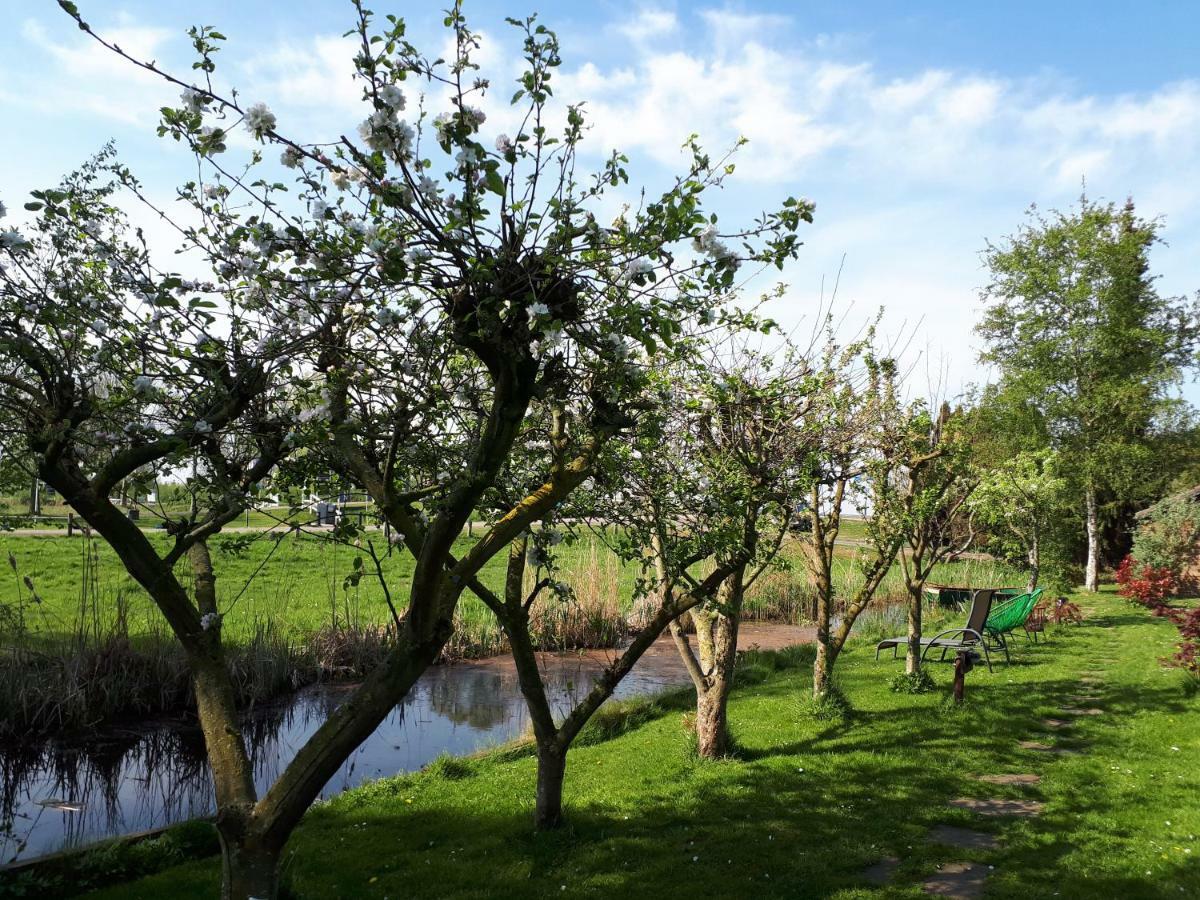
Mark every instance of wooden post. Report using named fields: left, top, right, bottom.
left=952, top=649, right=974, bottom=703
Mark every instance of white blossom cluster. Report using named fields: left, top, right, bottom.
left=691, top=226, right=738, bottom=269
left=357, top=88, right=415, bottom=162
left=244, top=102, right=276, bottom=139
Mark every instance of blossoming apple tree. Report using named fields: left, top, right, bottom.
left=53, top=1, right=813, bottom=895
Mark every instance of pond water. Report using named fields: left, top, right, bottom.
left=0, top=624, right=812, bottom=866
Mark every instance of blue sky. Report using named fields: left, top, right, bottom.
left=2, top=1, right=1198, bottom=400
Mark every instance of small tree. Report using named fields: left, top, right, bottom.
left=660, top=341, right=812, bottom=758
left=0, top=155, right=299, bottom=895
left=800, top=328, right=908, bottom=698
left=880, top=403, right=977, bottom=675
left=971, top=448, right=1073, bottom=592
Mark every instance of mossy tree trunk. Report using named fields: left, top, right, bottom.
left=683, top=576, right=742, bottom=758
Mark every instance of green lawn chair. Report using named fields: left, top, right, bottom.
left=982, top=588, right=1043, bottom=662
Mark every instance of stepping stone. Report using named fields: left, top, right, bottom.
left=977, top=773, right=1041, bottom=786
left=1080, top=677, right=1103, bottom=684
left=950, top=797, right=1043, bottom=817
left=1019, top=740, right=1068, bottom=753
left=923, top=861, right=988, bottom=898
left=1060, top=707, right=1103, bottom=716
left=928, top=824, right=1001, bottom=850
left=1066, top=694, right=1099, bottom=702
left=862, top=855, right=900, bottom=885
left=1040, top=717, right=1072, bottom=729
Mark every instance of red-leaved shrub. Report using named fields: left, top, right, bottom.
left=1115, top=555, right=1178, bottom=609
left=1117, top=555, right=1200, bottom=673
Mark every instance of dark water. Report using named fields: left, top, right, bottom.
left=0, top=625, right=811, bottom=865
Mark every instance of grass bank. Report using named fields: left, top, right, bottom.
left=71, top=587, right=1198, bottom=899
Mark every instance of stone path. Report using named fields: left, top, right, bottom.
left=869, top=659, right=1104, bottom=897
left=977, top=773, right=1040, bottom=786
left=1018, top=740, right=1076, bottom=755
left=928, top=825, right=1000, bottom=850
left=922, top=862, right=989, bottom=898
left=949, top=797, right=1043, bottom=817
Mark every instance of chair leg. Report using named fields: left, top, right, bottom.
left=980, top=642, right=993, bottom=673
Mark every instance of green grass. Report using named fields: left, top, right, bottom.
left=2, top=532, right=1021, bottom=647
left=77, top=588, right=1199, bottom=899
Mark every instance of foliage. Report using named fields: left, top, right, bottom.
left=1132, top=495, right=1200, bottom=573
left=970, top=446, right=1075, bottom=590
left=976, top=195, right=1198, bottom=589
left=1114, top=554, right=1178, bottom=607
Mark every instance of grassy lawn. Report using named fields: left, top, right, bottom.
left=80, top=588, right=1198, bottom=899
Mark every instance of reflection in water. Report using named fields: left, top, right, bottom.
left=0, top=625, right=810, bottom=864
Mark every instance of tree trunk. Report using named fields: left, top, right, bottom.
left=1026, top=532, right=1040, bottom=593
left=813, top=583, right=832, bottom=698
left=695, top=683, right=730, bottom=757
left=1084, top=487, right=1100, bottom=592
left=534, top=744, right=567, bottom=829
left=218, top=832, right=282, bottom=900
left=904, top=585, right=922, bottom=675
left=692, top=578, right=741, bottom=759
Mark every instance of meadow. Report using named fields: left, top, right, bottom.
left=1, top=527, right=1020, bottom=652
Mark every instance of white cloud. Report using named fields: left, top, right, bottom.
left=617, top=8, right=679, bottom=43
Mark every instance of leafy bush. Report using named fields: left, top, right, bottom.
left=1132, top=496, right=1200, bottom=573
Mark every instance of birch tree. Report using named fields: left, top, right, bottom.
left=977, top=196, right=1197, bottom=591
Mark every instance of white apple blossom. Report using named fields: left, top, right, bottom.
left=691, top=226, right=738, bottom=269
left=417, top=175, right=438, bottom=198
left=527, top=301, right=550, bottom=320
left=132, top=375, right=155, bottom=395
left=310, top=199, right=330, bottom=220
left=194, top=420, right=213, bottom=435
left=280, top=147, right=302, bottom=168
left=495, top=133, right=514, bottom=155
left=331, top=170, right=350, bottom=191
left=244, top=102, right=277, bottom=139
left=624, top=258, right=653, bottom=280
left=199, top=126, right=226, bottom=153
left=0, top=229, right=29, bottom=252
left=180, top=87, right=208, bottom=113
left=379, top=84, right=406, bottom=110
left=454, top=146, right=480, bottom=168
